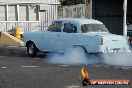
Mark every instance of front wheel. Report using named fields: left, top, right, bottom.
left=27, top=43, right=37, bottom=57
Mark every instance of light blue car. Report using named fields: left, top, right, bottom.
left=23, top=18, right=130, bottom=56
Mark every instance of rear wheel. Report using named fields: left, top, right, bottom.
left=27, top=42, right=38, bottom=57
left=73, top=46, right=88, bottom=54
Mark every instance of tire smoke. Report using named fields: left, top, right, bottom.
left=46, top=47, right=100, bottom=65
left=103, top=52, right=132, bottom=66
left=46, top=47, right=132, bottom=67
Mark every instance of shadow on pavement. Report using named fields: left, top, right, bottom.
left=0, top=46, right=46, bottom=58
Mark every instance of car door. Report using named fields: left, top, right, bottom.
left=59, top=22, right=78, bottom=51
left=51, top=21, right=64, bottom=52
left=38, top=22, right=55, bottom=51
left=38, top=21, right=62, bottom=52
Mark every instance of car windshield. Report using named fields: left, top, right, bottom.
left=81, top=24, right=109, bottom=33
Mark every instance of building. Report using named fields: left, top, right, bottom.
left=92, top=0, right=132, bottom=35
left=0, top=0, right=131, bottom=35
left=62, top=0, right=132, bottom=35
left=0, top=0, right=60, bottom=32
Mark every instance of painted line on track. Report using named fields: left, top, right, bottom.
left=59, top=65, right=70, bottom=67
left=1, top=67, right=8, bottom=69
left=66, top=85, right=81, bottom=88
left=21, top=66, right=40, bottom=68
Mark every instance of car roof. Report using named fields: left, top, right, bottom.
left=55, top=18, right=103, bottom=25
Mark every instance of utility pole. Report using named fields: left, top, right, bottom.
left=84, top=0, right=86, bottom=5
left=123, top=0, right=127, bottom=36
left=84, top=0, right=87, bottom=18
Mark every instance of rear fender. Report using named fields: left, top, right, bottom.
left=73, top=45, right=88, bottom=53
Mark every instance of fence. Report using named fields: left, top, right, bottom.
left=0, top=4, right=60, bottom=32
left=0, top=21, right=42, bottom=32
left=0, top=0, right=61, bottom=32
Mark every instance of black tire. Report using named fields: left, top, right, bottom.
left=27, top=42, right=37, bottom=57
left=82, top=81, right=87, bottom=86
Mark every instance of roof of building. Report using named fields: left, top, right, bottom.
left=0, top=0, right=60, bottom=4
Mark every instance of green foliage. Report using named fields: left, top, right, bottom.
left=59, top=0, right=85, bottom=6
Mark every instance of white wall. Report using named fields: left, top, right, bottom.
left=0, top=5, right=39, bottom=21
left=0, top=6, right=6, bottom=21
left=0, top=0, right=61, bottom=31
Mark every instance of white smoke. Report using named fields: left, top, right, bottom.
left=46, top=47, right=100, bottom=65
left=102, top=52, right=132, bottom=66
left=46, top=47, right=132, bottom=67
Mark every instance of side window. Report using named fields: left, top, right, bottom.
left=81, top=24, right=91, bottom=33
left=63, top=23, right=77, bottom=33
left=47, top=22, right=55, bottom=31
left=47, top=21, right=63, bottom=32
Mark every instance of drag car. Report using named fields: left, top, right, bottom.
left=23, top=18, right=130, bottom=56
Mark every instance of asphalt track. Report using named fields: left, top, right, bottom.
left=0, top=46, right=132, bottom=88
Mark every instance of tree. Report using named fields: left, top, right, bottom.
left=59, top=0, right=85, bottom=6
